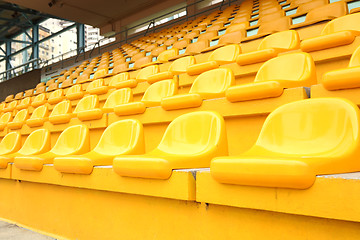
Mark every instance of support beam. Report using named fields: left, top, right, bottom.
left=76, top=23, right=85, bottom=54
left=32, top=24, right=39, bottom=69
left=5, top=41, right=11, bottom=79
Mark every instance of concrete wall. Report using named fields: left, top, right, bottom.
left=0, top=69, right=41, bottom=101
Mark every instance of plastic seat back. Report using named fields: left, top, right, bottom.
left=136, top=65, right=159, bottom=81
left=50, top=125, right=90, bottom=155
left=305, top=1, right=347, bottom=23
left=185, top=40, right=209, bottom=54
left=94, top=68, right=108, bottom=79
left=30, top=105, right=48, bottom=119
left=258, top=30, right=300, bottom=51
left=50, top=100, right=72, bottom=117
left=32, top=93, right=46, bottom=104
left=103, top=88, right=133, bottom=110
left=321, top=13, right=360, bottom=35
left=169, top=56, right=196, bottom=74
left=94, top=119, right=144, bottom=155
left=5, top=95, right=14, bottom=102
left=73, top=95, right=99, bottom=113
left=109, top=72, right=130, bottom=87
left=157, top=48, right=179, bottom=62
left=18, top=129, right=51, bottom=155
left=48, top=89, right=63, bottom=101
left=0, top=112, right=12, bottom=124
left=255, top=52, right=316, bottom=88
left=348, top=46, right=360, bottom=67
left=257, top=17, right=291, bottom=35
left=0, top=102, right=5, bottom=112
left=296, top=0, right=327, bottom=15
left=190, top=68, right=235, bottom=99
left=86, top=79, right=105, bottom=92
left=225, top=22, right=249, bottom=34
left=0, top=132, right=21, bottom=155
left=252, top=98, right=360, bottom=158
left=13, top=109, right=29, bottom=123
left=208, top=44, right=241, bottom=64
left=19, top=97, right=31, bottom=107
left=6, top=101, right=17, bottom=110
left=157, top=111, right=227, bottom=155
left=142, top=80, right=177, bottom=106
left=14, top=92, right=23, bottom=100
left=66, top=84, right=83, bottom=97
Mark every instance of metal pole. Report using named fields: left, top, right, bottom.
left=32, top=24, right=39, bottom=69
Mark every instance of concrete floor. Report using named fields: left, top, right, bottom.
left=0, top=220, right=55, bottom=240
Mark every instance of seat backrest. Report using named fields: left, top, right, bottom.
left=14, top=92, right=24, bottom=100
left=5, top=95, right=14, bottom=102
left=86, top=79, right=105, bottom=92
left=141, top=80, right=177, bottom=107
left=113, top=63, right=128, bottom=74
left=33, top=93, right=46, bottom=104
left=24, top=89, right=34, bottom=97
left=66, top=84, right=82, bottom=97
left=31, top=105, right=48, bottom=120
left=47, top=82, right=59, bottom=91
left=157, top=48, right=179, bottom=63
left=169, top=56, right=196, bottom=74
left=198, top=31, right=218, bottom=42
left=109, top=72, right=130, bottom=87
left=94, top=119, right=144, bottom=155
left=50, top=124, right=90, bottom=155
left=252, top=98, right=360, bottom=157
left=103, top=88, right=133, bottom=110
left=305, top=1, right=347, bottom=23
left=156, top=111, right=227, bottom=155
left=0, top=132, right=21, bottom=154
left=297, top=0, right=327, bottom=15
left=136, top=65, right=159, bottom=81
left=257, top=17, right=291, bottom=35
left=321, top=13, right=360, bottom=35
left=73, top=95, right=99, bottom=113
left=7, top=100, right=17, bottom=109
left=208, top=44, right=241, bottom=64
left=134, top=56, right=152, bottom=69
left=258, top=30, right=300, bottom=51
left=173, top=39, right=191, bottom=50
left=49, top=89, right=64, bottom=100
left=348, top=45, right=360, bottom=67
left=0, top=102, right=5, bottom=112
left=94, top=68, right=108, bottom=79
left=50, top=100, right=72, bottom=117
left=13, top=109, right=29, bottom=123
left=225, top=22, right=249, bottom=34
left=254, top=52, right=316, bottom=88
left=185, top=40, right=209, bottom=54
left=0, top=112, right=12, bottom=124
left=18, top=129, right=51, bottom=155
left=190, top=68, right=235, bottom=99
left=19, top=97, right=31, bottom=106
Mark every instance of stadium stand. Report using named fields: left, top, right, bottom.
left=1, top=0, right=360, bottom=239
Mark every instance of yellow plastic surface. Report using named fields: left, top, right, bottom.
left=0, top=129, right=51, bottom=168
left=74, top=95, right=102, bottom=121
left=16, top=97, right=31, bottom=110
left=0, top=132, right=21, bottom=155
left=48, top=89, right=64, bottom=105
left=142, top=79, right=177, bottom=107
left=254, top=52, right=317, bottom=88
left=26, top=105, right=48, bottom=127
left=168, top=56, right=196, bottom=74
left=3, top=100, right=17, bottom=112
left=31, top=93, right=47, bottom=107
left=102, top=88, right=133, bottom=113
left=48, top=100, right=72, bottom=124
left=65, top=84, right=84, bottom=100
left=300, top=13, right=360, bottom=52
left=86, top=79, right=109, bottom=95
left=109, top=72, right=130, bottom=88
left=15, top=125, right=90, bottom=171
left=322, top=45, right=360, bottom=90
left=54, top=120, right=144, bottom=174
left=0, top=112, right=12, bottom=130
left=7, top=109, right=29, bottom=130
left=113, top=111, right=228, bottom=179
left=211, top=98, right=360, bottom=189
left=137, top=65, right=159, bottom=82
left=93, top=68, right=108, bottom=79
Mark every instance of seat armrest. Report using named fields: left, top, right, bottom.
left=161, top=93, right=202, bottom=111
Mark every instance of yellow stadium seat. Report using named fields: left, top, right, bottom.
left=187, top=44, right=241, bottom=75
left=291, top=1, right=347, bottom=29
left=5, top=95, right=14, bottom=103
left=0, top=132, right=21, bottom=156
left=226, top=52, right=316, bottom=102
left=157, top=48, right=179, bottom=63
left=47, top=83, right=59, bottom=92
left=237, top=30, right=300, bottom=65
left=54, top=119, right=144, bottom=174
left=115, top=79, right=177, bottom=116
left=26, top=105, right=49, bottom=128
left=65, top=84, right=84, bottom=100
left=14, top=124, right=90, bottom=171
left=161, top=68, right=234, bottom=110
left=119, top=65, right=160, bottom=88
left=49, top=100, right=73, bottom=124
left=246, top=16, right=291, bottom=41
left=3, top=100, right=17, bottom=112
left=113, top=111, right=228, bottom=179
left=301, top=13, right=360, bottom=52
left=14, top=92, right=24, bottom=100
left=7, top=109, right=29, bottom=130
left=48, top=89, right=65, bottom=105
left=16, top=97, right=31, bottom=110
left=322, top=45, right=360, bottom=90
left=31, top=93, right=47, bottom=107
left=0, top=102, right=5, bottom=112
left=147, top=56, right=196, bottom=84
left=0, top=112, right=12, bottom=131
left=35, top=85, right=46, bottom=95
left=108, top=72, right=133, bottom=89
left=0, top=129, right=51, bottom=169
left=86, top=79, right=109, bottom=95
left=211, top=98, right=360, bottom=189
left=93, top=68, right=108, bottom=79
left=99, top=88, right=133, bottom=113
left=74, top=95, right=102, bottom=121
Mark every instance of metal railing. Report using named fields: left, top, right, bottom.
left=0, top=58, right=42, bottom=82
